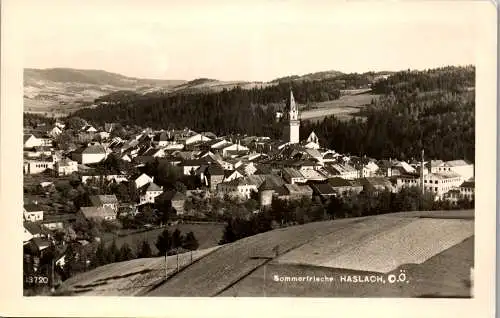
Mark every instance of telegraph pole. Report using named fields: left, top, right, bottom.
left=165, top=251, right=168, bottom=280
left=420, top=149, right=425, bottom=194
left=263, top=263, right=267, bottom=297
left=51, top=258, right=55, bottom=293
left=176, top=252, right=179, bottom=273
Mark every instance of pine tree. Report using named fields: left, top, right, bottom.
left=219, top=222, right=236, bottom=245
left=93, top=240, right=107, bottom=267
left=107, top=239, right=120, bottom=264
left=155, top=229, right=172, bottom=256
left=118, top=243, right=134, bottom=262
left=182, top=231, right=199, bottom=251
left=171, top=229, right=183, bottom=249
left=137, top=240, right=153, bottom=258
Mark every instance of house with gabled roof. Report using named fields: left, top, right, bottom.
left=328, top=177, right=363, bottom=196
left=134, top=173, right=154, bottom=189
left=205, top=164, right=225, bottom=192
left=431, top=159, right=474, bottom=181
left=48, top=126, right=63, bottom=138
left=156, top=190, right=187, bottom=215
left=223, top=169, right=245, bottom=182
left=24, top=134, right=43, bottom=148
left=71, top=142, right=107, bottom=164
left=23, top=204, right=44, bottom=222
left=55, top=158, right=78, bottom=176
left=23, top=157, right=55, bottom=175
left=24, top=222, right=49, bottom=243
left=282, top=167, right=306, bottom=184
left=139, top=182, right=163, bottom=205
left=90, top=194, right=119, bottom=212
left=310, top=183, right=337, bottom=200
left=79, top=206, right=117, bottom=221
left=359, top=177, right=395, bottom=194
left=185, top=133, right=213, bottom=145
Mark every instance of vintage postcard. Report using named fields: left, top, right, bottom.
left=0, top=0, right=497, bottom=317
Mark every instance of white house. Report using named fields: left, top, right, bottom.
left=139, top=182, right=163, bottom=204
left=217, top=178, right=259, bottom=199
left=55, top=158, right=78, bottom=176
left=48, top=126, right=62, bottom=138
left=185, top=133, right=212, bottom=145
left=396, top=172, right=464, bottom=199
left=24, top=204, right=44, bottom=222
left=223, top=169, right=245, bottom=182
left=209, top=139, right=231, bottom=150
left=23, top=159, right=54, bottom=175
left=135, top=173, right=154, bottom=189
left=432, top=160, right=474, bottom=181
left=90, top=194, right=119, bottom=212
left=325, top=163, right=359, bottom=180
left=83, top=125, right=98, bottom=133
left=222, top=143, right=250, bottom=157
left=72, top=143, right=107, bottom=164
left=24, top=134, right=42, bottom=148
left=98, top=131, right=110, bottom=140
left=304, top=131, right=320, bottom=149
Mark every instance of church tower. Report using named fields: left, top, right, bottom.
left=284, top=89, right=300, bottom=144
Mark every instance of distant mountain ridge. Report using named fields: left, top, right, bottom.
left=23, top=67, right=394, bottom=116
left=24, top=68, right=187, bottom=115
left=24, top=68, right=185, bottom=87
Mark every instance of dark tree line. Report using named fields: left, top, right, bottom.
left=155, top=228, right=199, bottom=256
left=73, top=80, right=341, bottom=137
left=219, top=188, right=474, bottom=245
left=371, top=65, right=475, bottom=95
left=71, top=66, right=474, bottom=162
left=302, top=66, right=475, bottom=161
left=24, top=112, right=56, bottom=128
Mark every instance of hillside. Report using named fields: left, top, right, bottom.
left=24, top=68, right=186, bottom=115
left=58, top=210, right=474, bottom=297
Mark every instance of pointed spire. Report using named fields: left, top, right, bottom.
left=289, top=89, right=296, bottom=112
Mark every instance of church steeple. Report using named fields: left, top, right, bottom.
left=284, top=89, right=300, bottom=144
left=289, top=89, right=298, bottom=121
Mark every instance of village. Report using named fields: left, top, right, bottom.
left=23, top=90, right=475, bottom=291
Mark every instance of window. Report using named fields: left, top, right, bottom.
left=434, top=187, right=438, bottom=192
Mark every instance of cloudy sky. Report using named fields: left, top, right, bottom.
left=18, top=0, right=480, bottom=81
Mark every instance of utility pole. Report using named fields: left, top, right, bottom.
left=421, top=149, right=425, bottom=194
left=263, top=263, right=267, bottom=297
left=51, top=258, right=55, bottom=293
left=176, top=252, right=179, bottom=273
left=165, top=251, right=168, bottom=280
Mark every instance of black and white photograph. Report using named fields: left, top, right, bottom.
left=0, top=0, right=497, bottom=317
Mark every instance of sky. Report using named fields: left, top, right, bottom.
left=17, top=0, right=481, bottom=82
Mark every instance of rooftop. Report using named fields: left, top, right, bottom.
left=90, top=195, right=119, bottom=206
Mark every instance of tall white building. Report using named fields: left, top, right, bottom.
left=283, top=90, right=300, bottom=144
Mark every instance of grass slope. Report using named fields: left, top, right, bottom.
left=146, top=217, right=369, bottom=296
left=301, top=92, right=379, bottom=122
left=220, top=236, right=473, bottom=297
left=57, top=246, right=220, bottom=296
left=147, top=210, right=473, bottom=297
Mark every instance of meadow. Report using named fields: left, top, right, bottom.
left=300, top=91, right=379, bottom=122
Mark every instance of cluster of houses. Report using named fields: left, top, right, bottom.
left=22, top=91, right=476, bottom=275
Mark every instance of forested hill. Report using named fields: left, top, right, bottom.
left=73, top=80, right=342, bottom=136
left=73, top=65, right=475, bottom=162
left=301, top=66, right=476, bottom=161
